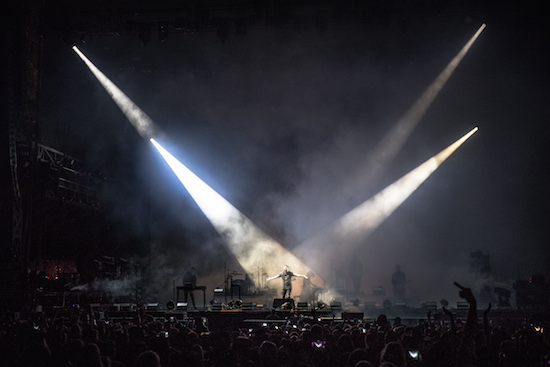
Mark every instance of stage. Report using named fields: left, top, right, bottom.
left=25, top=290, right=550, bottom=332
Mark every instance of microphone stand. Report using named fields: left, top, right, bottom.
left=224, top=263, right=228, bottom=304
left=172, top=276, right=179, bottom=302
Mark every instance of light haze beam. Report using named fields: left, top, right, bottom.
left=150, top=138, right=317, bottom=294
left=296, top=127, right=479, bottom=282
left=363, top=24, right=485, bottom=188
left=72, top=45, right=314, bottom=293
left=72, top=45, right=160, bottom=140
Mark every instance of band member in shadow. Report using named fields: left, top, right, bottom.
left=267, top=265, right=308, bottom=299
left=182, top=267, right=197, bottom=309
left=301, top=270, right=319, bottom=306
left=392, top=264, right=406, bottom=301
left=349, top=255, right=364, bottom=295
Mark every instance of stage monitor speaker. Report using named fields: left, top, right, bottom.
left=109, top=304, right=120, bottom=312
left=422, top=301, right=436, bottom=310
left=213, top=289, right=225, bottom=304
left=120, top=303, right=133, bottom=311
left=273, top=298, right=294, bottom=310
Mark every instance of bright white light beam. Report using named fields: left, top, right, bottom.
left=72, top=45, right=160, bottom=140
left=362, top=24, right=485, bottom=188
left=296, top=127, right=479, bottom=280
left=72, top=44, right=315, bottom=291
left=150, top=138, right=316, bottom=292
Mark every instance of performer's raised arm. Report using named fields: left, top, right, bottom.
left=266, top=273, right=280, bottom=282
left=267, top=265, right=308, bottom=299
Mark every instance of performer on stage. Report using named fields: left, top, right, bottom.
left=349, top=254, right=364, bottom=295
left=182, top=267, right=197, bottom=309
left=266, top=265, right=308, bottom=299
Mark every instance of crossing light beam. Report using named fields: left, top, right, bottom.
left=150, top=138, right=316, bottom=293
left=296, top=127, right=479, bottom=280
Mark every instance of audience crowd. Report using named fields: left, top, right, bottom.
left=0, top=287, right=549, bottom=367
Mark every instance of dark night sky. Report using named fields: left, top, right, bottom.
left=35, top=1, right=550, bottom=305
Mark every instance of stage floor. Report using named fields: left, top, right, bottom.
left=26, top=291, right=550, bottom=331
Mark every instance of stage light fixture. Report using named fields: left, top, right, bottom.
left=158, top=23, right=169, bottom=41
left=146, top=303, right=159, bottom=311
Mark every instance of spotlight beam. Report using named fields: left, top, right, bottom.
left=296, top=127, right=479, bottom=281
left=359, top=24, right=485, bottom=191
left=72, top=45, right=317, bottom=293
left=72, top=43, right=481, bottom=299
left=72, top=46, right=160, bottom=140
left=150, top=138, right=317, bottom=291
